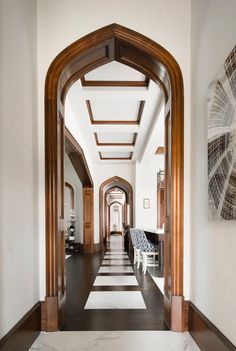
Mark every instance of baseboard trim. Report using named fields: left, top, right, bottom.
left=188, top=302, right=236, bottom=351
left=0, top=302, right=41, bottom=351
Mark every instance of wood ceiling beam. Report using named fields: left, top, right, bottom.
left=94, top=132, right=137, bottom=146
left=81, top=75, right=150, bottom=87
left=99, top=151, right=133, bottom=160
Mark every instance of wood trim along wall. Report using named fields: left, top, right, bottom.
left=99, top=151, right=133, bottom=160
left=0, top=302, right=41, bottom=351
left=86, top=100, right=145, bottom=125
left=188, top=302, right=236, bottom=351
left=81, top=75, right=150, bottom=87
left=137, top=100, right=145, bottom=123
left=65, top=127, right=93, bottom=187
left=45, top=23, right=184, bottom=331
left=83, top=187, right=94, bottom=247
left=65, top=182, right=75, bottom=209
left=94, top=132, right=137, bottom=146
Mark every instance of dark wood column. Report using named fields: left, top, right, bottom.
left=83, top=187, right=94, bottom=250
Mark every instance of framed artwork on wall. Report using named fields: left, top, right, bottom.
left=208, top=45, right=236, bottom=220
left=143, top=198, right=150, bottom=209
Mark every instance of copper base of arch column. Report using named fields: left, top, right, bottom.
left=164, top=295, right=185, bottom=332
left=45, top=23, right=184, bottom=332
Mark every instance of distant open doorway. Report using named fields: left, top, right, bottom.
left=99, top=176, right=133, bottom=243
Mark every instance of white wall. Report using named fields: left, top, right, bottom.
left=135, top=156, right=164, bottom=230
left=37, top=0, right=191, bottom=299
left=190, top=0, right=236, bottom=344
left=0, top=0, right=38, bottom=338
left=64, top=154, right=83, bottom=243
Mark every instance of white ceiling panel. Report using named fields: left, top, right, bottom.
left=98, top=146, right=134, bottom=152
left=91, top=125, right=140, bottom=133
left=100, top=152, right=132, bottom=159
left=85, top=62, right=145, bottom=81
left=91, top=100, right=140, bottom=121
left=82, top=87, right=149, bottom=100
left=97, top=133, right=135, bottom=144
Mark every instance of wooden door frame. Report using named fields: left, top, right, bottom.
left=65, top=128, right=95, bottom=252
left=45, top=23, right=184, bottom=332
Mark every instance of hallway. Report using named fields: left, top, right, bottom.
left=2, top=2, right=236, bottom=351
left=30, top=236, right=200, bottom=350
left=62, top=235, right=167, bottom=331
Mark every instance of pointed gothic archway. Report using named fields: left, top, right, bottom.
left=45, top=23, right=184, bottom=332
left=99, top=176, right=133, bottom=243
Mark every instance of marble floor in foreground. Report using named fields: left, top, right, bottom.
left=30, top=331, right=200, bottom=351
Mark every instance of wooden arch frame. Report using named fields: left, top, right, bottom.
left=100, top=176, right=133, bottom=242
left=45, top=23, right=184, bottom=332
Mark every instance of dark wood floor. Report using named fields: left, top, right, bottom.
left=61, top=248, right=168, bottom=331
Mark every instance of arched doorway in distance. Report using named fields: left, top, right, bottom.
left=99, top=176, right=133, bottom=244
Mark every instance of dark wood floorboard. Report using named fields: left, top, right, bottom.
left=61, top=249, right=168, bottom=331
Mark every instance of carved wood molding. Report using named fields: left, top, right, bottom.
left=65, top=127, right=93, bottom=187
left=81, top=75, right=150, bottom=87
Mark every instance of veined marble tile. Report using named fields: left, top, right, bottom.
left=30, top=331, right=201, bottom=351
left=98, top=266, right=134, bottom=273
left=93, top=275, right=138, bottom=286
left=102, top=259, right=131, bottom=266
left=84, top=291, right=146, bottom=309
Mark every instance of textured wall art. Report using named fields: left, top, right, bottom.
left=208, top=45, right=236, bottom=220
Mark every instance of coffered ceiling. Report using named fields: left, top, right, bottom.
left=65, top=61, right=164, bottom=163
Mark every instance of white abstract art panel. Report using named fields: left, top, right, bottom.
left=208, top=46, right=236, bottom=220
